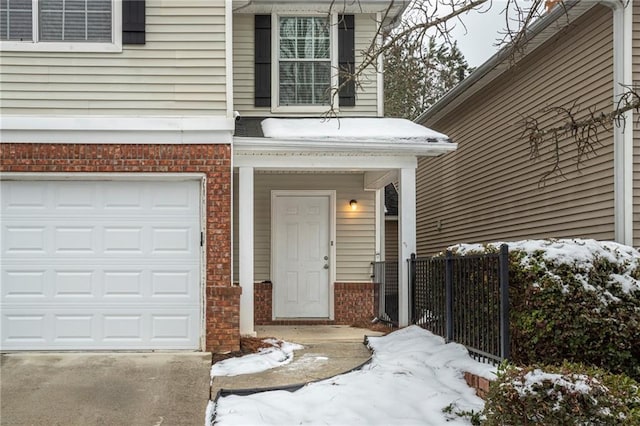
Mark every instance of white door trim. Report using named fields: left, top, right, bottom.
left=0, top=173, right=207, bottom=351
left=271, top=190, right=336, bottom=320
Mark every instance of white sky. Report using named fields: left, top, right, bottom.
left=448, top=4, right=507, bottom=67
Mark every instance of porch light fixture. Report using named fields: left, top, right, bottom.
left=349, top=199, right=358, bottom=211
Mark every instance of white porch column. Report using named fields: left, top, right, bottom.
left=398, top=167, right=416, bottom=327
left=239, top=166, right=256, bottom=336
left=375, top=188, right=385, bottom=262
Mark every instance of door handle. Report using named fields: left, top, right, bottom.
left=323, top=264, right=329, bottom=269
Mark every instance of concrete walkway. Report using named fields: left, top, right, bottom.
left=211, top=325, right=384, bottom=396
left=1, top=352, right=211, bottom=426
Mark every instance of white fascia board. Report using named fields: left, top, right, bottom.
left=233, top=137, right=457, bottom=156
left=1, top=116, right=235, bottom=144
left=234, top=152, right=417, bottom=170
left=233, top=0, right=406, bottom=16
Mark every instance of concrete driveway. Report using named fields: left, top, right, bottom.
left=0, top=352, right=211, bottom=426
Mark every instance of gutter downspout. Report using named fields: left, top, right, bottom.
left=601, top=0, right=634, bottom=245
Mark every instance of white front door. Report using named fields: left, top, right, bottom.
left=273, top=194, right=330, bottom=318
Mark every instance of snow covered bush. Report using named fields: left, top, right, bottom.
left=482, top=363, right=640, bottom=425
left=451, top=239, right=640, bottom=379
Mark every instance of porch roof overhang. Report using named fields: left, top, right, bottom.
left=233, top=117, right=457, bottom=160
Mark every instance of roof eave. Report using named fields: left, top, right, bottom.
left=233, top=136, right=457, bottom=156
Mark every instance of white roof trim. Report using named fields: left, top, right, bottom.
left=1, top=115, right=235, bottom=144
left=234, top=136, right=457, bottom=156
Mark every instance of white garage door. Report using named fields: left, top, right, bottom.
left=1, top=179, right=202, bottom=350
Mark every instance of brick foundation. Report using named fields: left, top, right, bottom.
left=1, top=143, right=237, bottom=353
left=464, top=372, right=492, bottom=399
left=334, top=282, right=377, bottom=324
left=254, top=281, right=378, bottom=325
left=254, top=281, right=273, bottom=324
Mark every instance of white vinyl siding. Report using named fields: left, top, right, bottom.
left=232, top=13, right=379, bottom=116
left=233, top=173, right=375, bottom=283
left=0, top=0, right=227, bottom=115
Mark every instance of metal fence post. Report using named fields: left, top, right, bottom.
left=409, top=253, right=416, bottom=323
left=499, top=244, right=510, bottom=361
left=445, top=250, right=453, bottom=343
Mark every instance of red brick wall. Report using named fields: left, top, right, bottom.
left=254, top=281, right=378, bottom=325
left=464, top=372, right=492, bottom=399
left=254, top=281, right=273, bottom=324
left=334, top=282, right=377, bottom=325
left=0, top=143, right=237, bottom=352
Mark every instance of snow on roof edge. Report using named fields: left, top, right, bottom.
left=261, top=117, right=451, bottom=142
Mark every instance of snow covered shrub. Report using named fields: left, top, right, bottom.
left=451, top=239, right=640, bottom=380
left=482, top=363, right=640, bottom=425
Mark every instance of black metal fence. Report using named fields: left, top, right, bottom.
left=371, top=260, right=399, bottom=325
left=372, top=245, right=510, bottom=363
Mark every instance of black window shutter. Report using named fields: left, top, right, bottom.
left=123, top=0, right=145, bottom=45
left=338, top=15, right=355, bottom=107
left=254, top=15, right=272, bottom=107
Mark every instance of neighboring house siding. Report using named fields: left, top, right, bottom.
left=0, top=0, right=227, bottom=116
left=233, top=173, right=375, bottom=282
left=633, top=3, right=640, bottom=247
left=232, top=13, right=379, bottom=116
left=417, top=6, right=614, bottom=255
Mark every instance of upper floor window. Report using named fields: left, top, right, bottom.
left=278, top=16, right=331, bottom=107
left=1, top=0, right=121, bottom=51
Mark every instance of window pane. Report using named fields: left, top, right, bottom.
left=87, top=10, right=110, bottom=41
left=39, top=11, right=62, bottom=40
left=314, top=18, right=329, bottom=38
left=296, top=17, right=311, bottom=38
left=297, top=38, right=313, bottom=59
left=40, top=0, right=111, bottom=42
left=298, top=62, right=313, bottom=83
left=279, top=38, right=295, bottom=59
left=88, top=0, right=110, bottom=12
left=314, top=84, right=330, bottom=104
left=66, top=0, right=85, bottom=11
left=280, top=17, right=295, bottom=38
left=40, top=0, right=63, bottom=10
left=314, top=38, right=329, bottom=59
left=297, top=84, right=313, bottom=104
left=315, top=62, right=331, bottom=84
left=8, top=10, right=32, bottom=40
left=1, top=0, right=33, bottom=41
left=280, top=85, right=295, bottom=105
left=279, top=62, right=296, bottom=84
left=64, top=10, right=86, bottom=40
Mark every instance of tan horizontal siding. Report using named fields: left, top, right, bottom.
left=233, top=173, right=375, bottom=283
left=0, top=0, right=227, bottom=115
left=232, top=13, right=379, bottom=117
left=417, top=5, right=615, bottom=255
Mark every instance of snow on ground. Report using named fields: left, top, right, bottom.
left=210, top=339, right=304, bottom=377
left=208, top=326, right=495, bottom=426
left=261, top=117, right=450, bottom=141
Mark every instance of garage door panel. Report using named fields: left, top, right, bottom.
left=2, top=308, right=200, bottom=349
left=1, top=179, right=202, bottom=350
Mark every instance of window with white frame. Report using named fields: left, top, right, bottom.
left=277, top=16, right=332, bottom=106
left=1, top=0, right=112, bottom=43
